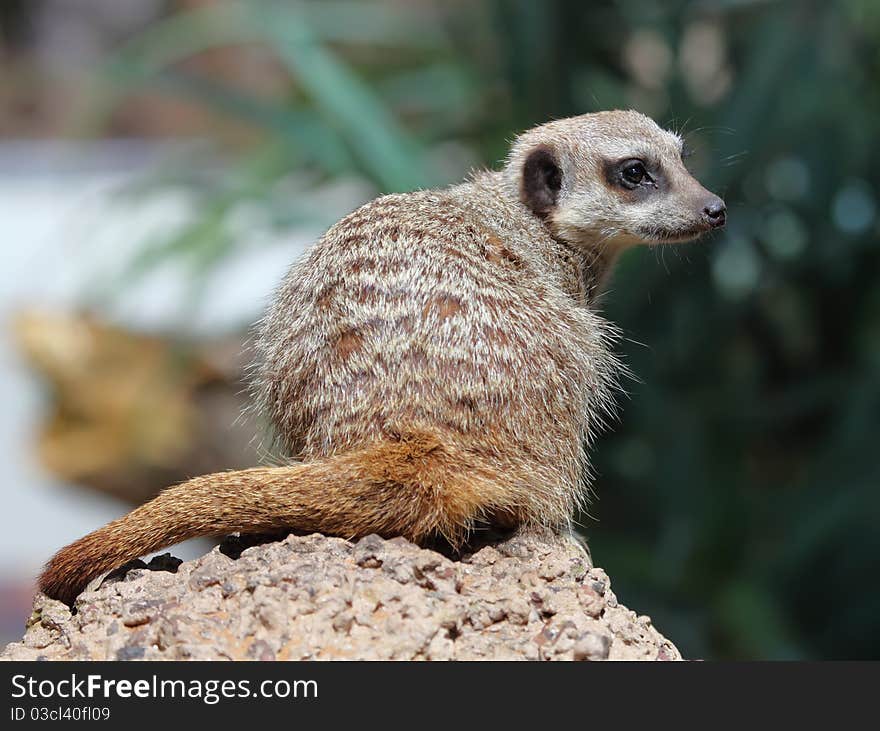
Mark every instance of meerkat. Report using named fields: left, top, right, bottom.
left=39, top=110, right=725, bottom=605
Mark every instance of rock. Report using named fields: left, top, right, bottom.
left=1, top=531, right=681, bottom=661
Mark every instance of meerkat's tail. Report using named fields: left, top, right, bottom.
left=39, top=432, right=513, bottom=605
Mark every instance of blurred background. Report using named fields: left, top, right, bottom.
left=0, top=0, right=877, bottom=659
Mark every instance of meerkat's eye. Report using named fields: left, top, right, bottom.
left=620, top=160, right=648, bottom=188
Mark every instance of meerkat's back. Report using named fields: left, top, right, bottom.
left=257, top=184, right=618, bottom=522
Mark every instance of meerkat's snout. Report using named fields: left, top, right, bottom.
left=701, top=195, right=726, bottom=229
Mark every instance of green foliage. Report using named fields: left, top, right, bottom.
left=82, top=0, right=879, bottom=658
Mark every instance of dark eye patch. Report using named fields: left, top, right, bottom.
left=603, top=158, right=664, bottom=200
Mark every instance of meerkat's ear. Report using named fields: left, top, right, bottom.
left=520, top=145, right=562, bottom=218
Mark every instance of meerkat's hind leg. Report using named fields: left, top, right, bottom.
left=423, top=520, right=519, bottom=558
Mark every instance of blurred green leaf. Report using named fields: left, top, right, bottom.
left=259, top=8, right=435, bottom=191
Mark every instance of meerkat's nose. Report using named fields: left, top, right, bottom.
left=702, top=197, right=727, bottom=228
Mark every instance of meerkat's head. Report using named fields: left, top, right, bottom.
left=504, top=110, right=725, bottom=248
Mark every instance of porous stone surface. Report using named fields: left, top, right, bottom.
left=1, top=532, right=680, bottom=661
